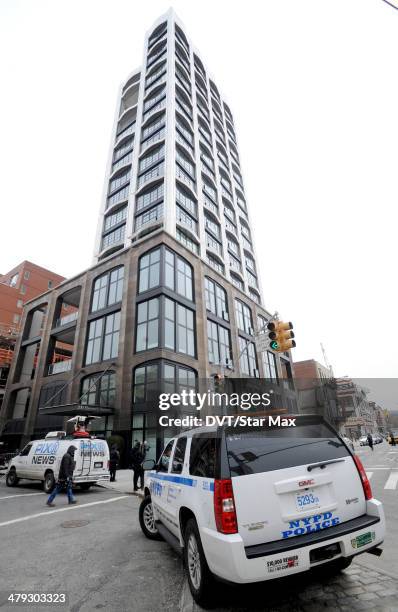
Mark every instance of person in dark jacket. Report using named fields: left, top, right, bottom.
left=131, top=441, right=145, bottom=491
left=109, top=445, right=120, bottom=482
left=46, top=445, right=78, bottom=507
left=367, top=433, right=374, bottom=451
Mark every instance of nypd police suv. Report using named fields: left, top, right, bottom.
left=6, top=431, right=110, bottom=493
left=139, top=415, right=385, bottom=607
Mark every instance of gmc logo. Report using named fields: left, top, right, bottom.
left=298, top=479, right=314, bottom=487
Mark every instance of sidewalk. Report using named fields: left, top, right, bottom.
left=97, top=469, right=144, bottom=497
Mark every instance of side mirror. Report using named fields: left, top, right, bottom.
left=143, top=459, right=155, bottom=471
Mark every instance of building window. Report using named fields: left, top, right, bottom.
left=235, top=299, right=253, bottom=335
left=164, top=298, right=195, bottom=356
left=91, top=267, right=124, bottom=313
left=39, top=381, right=67, bottom=408
left=133, top=360, right=196, bottom=402
left=135, top=297, right=195, bottom=357
left=9, top=274, right=18, bottom=287
left=80, top=372, right=116, bottom=407
left=176, top=228, right=199, bottom=254
left=263, top=351, right=278, bottom=381
left=230, top=274, right=243, bottom=291
left=101, top=224, right=126, bottom=250
left=165, top=249, right=193, bottom=301
left=257, top=314, right=268, bottom=333
left=139, top=248, right=161, bottom=293
left=135, top=203, right=164, bottom=230
left=17, top=299, right=23, bottom=308
left=134, top=362, right=160, bottom=402
left=104, top=206, right=127, bottom=232
left=138, top=246, right=194, bottom=301
left=238, top=337, right=258, bottom=377
left=20, top=285, right=26, bottom=295
left=207, top=320, right=232, bottom=367
left=249, top=289, right=261, bottom=304
left=205, top=277, right=229, bottom=321
left=13, top=314, right=20, bottom=324
left=136, top=182, right=164, bottom=212
left=136, top=298, right=160, bottom=351
left=85, top=311, right=120, bottom=365
left=24, top=270, right=30, bottom=280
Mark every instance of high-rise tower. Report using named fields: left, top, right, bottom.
left=94, top=9, right=262, bottom=305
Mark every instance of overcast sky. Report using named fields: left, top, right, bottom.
left=1, top=0, right=397, bottom=406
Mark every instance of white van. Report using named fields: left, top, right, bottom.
left=6, top=432, right=110, bottom=493
left=139, top=416, right=385, bottom=607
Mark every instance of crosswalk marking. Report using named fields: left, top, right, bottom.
left=384, top=473, right=398, bottom=490
left=366, top=472, right=373, bottom=480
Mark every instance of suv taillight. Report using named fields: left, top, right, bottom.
left=353, top=455, right=372, bottom=500
left=213, top=479, right=238, bottom=534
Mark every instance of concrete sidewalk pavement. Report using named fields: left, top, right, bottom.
left=97, top=469, right=144, bottom=497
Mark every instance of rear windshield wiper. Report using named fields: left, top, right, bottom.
left=307, top=458, right=346, bottom=472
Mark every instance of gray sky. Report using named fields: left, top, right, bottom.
left=1, top=0, right=397, bottom=405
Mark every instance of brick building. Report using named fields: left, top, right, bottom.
left=0, top=262, right=65, bottom=415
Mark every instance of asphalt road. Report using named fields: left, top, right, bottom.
left=0, top=480, right=183, bottom=612
left=0, top=441, right=397, bottom=612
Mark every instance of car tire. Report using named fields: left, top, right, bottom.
left=6, top=468, right=19, bottom=487
left=183, top=518, right=215, bottom=608
left=80, top=483, right=92, bottom=491
left=139, top=496, right=162, bottom=540
left=43, top=471, right=55, bottom=494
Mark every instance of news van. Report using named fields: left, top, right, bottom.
left=139, top=415, right=385, bottom=607
left=6, top=432, right=110, bottom=493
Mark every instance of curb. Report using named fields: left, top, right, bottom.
left=96, top=483, right=144, bottom=498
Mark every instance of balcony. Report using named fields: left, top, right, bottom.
left=55, top=311, right=78, bottom=328
left=48, top=360, right=72, bottom=375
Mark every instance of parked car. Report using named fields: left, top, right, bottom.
left=372, top=435, right=383, bottom=445
left=139, top=415, right=385, bottom=607
left=359, top=436, right=369, bottom=446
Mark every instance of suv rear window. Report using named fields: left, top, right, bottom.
left=226, top=419, right=349, bottom=476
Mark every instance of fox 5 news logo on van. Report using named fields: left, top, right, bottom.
left=32, top=441, right=60, bottom=465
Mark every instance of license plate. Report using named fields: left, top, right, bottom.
left=295, top=489, right=321, bottom=512
left=351, top=531, right=375, bottom=549
left=94, top=462, right=103, bottom=468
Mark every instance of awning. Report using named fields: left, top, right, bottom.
left=38, top=403, right=115, bottom=417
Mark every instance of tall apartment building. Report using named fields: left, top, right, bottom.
left=93, top=10, right=262, bottom=303
left=0, top=10, right=296, bottom=458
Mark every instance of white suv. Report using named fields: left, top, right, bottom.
left=139, top=415, right=385, bottom=607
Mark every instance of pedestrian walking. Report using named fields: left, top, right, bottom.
left=367, top=433, right=374, bottom=451
left=130, top=440, right=147, bottom=491
left=109, top=444, right=120, bottom=482
left=389, top=431, right=396, bottom=446
left=46, top=445, right=78, bottom=506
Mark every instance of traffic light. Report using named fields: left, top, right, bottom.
left=267, top=321, right=296, bottom=352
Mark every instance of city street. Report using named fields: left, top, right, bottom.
left=0, top=441, right=397, bottom=612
